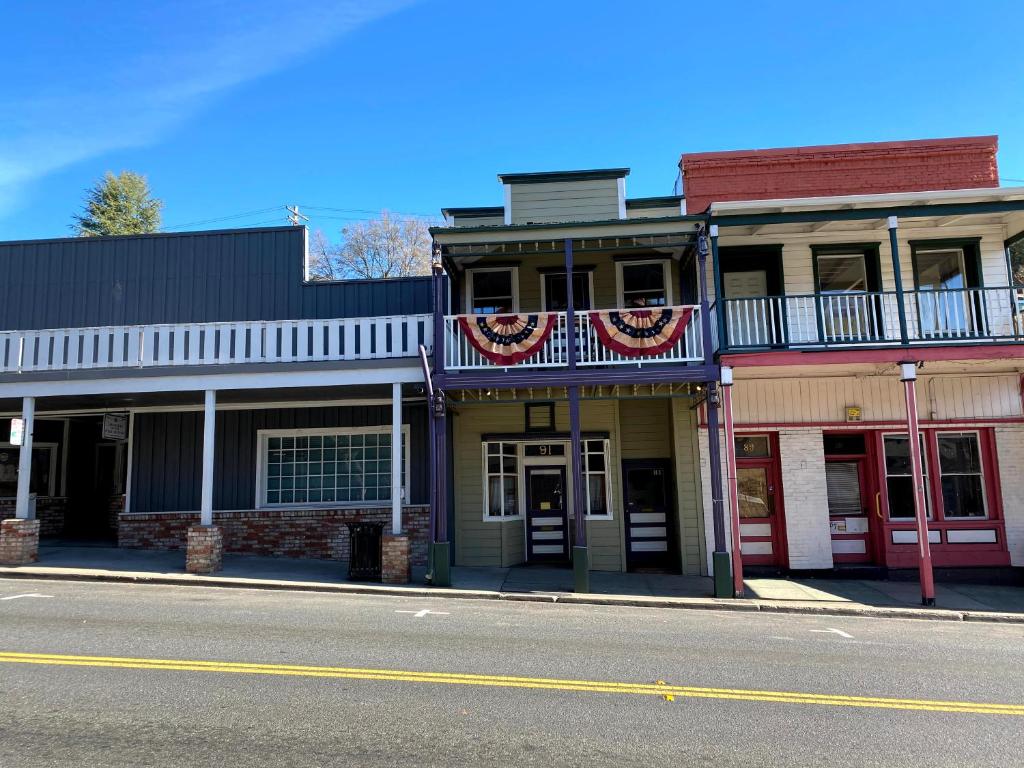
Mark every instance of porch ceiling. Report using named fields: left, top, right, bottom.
left=727, top=356, right=1024, bottom=381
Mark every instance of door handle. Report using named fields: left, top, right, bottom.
left=874, top=492, right=882, bottom=519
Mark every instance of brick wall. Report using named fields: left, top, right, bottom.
left=778, top=429, right=833, bottom=570
left=118, top=506, right=430, bottom=565
left=995, top=427, right=1024, bottom=567
left=0, top=497, right=68, bottom=537
left=681, top=136, right=999, bottom=213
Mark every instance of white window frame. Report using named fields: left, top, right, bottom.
left=481, top=438, right=613, bottom=521
left=881, top=431, right=930, bottom=521
left=465, top=266, right=519, bottom=314
left=255, top=426, right=410, bottom=510
left=0, top=442, right=59, bottom=499
left=581, top=438, right=613, bottom=519
left=539, top=271, right=595, bottom=312
left=615, top=259, right=673, bottom=308
left=935, top=430, right=988, bottom=520
left=482, top=441, right=523, bottom=521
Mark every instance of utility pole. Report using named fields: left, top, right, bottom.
left=286, top=205, right=309, bottom=226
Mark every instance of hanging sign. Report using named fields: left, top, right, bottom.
left=9, top=418, right=24, bottom=446
left=458, top=313, right=556, bottom=365
left=102, top=413, right=129, bottom=441
left=589, top=306, right=693, bottom=358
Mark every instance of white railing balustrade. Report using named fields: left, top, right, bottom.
left=0, top=314, right=432, bottom=374
left=721, top=288, right=1023, bottom=349
left=443, top=305, right=703, bottom=370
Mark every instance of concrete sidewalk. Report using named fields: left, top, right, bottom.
left=1, top=544, right=1022, bottom=623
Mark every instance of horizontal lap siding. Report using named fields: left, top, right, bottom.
left=509, top=254, right=680, bottom=313
left=510, top=180, right=619, bottom=224
left=732, top=374, right=1022, bottom=424
left=0, top=228, right=432, bottom=330
left=671, top=400, right=705, bottom=575
left=452, top=400, right=623, bottom=570
left=130, top=404, right=428, bottom=513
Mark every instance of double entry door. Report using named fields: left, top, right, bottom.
left=525, top=466, right=570, bottom=564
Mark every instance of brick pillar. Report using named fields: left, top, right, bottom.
left=382, top=533, right=411, bottom=584
left=186, top=525, right=223, bottom=574
left=0, top=518, right=40, bottom=565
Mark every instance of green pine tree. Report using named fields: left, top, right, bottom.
left=72, top=171, right=163, bottom=237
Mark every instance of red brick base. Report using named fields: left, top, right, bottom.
left=0, top=498, right=68, bottom=538
left=382, top=533, right=411, bottom=584
left=118, top=506, right=429, bottom=565
left=185, top=525, right=223, bottom=574
left=0, top=518, right=41, bottom=565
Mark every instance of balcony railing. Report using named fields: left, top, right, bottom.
left=720, top=287, right=1024, bottom=350
left=443, top=305, right=703, bottom=371
left=0, top=314, right=433, bottom=374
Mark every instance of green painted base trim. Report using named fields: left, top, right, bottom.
left=712, top=551, right=733, bottom=599
left=429, top=542, right=451, bottom=588
left=573, top=546, right=590, bottom=593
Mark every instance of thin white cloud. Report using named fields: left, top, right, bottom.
left=0, top=0, right=414, bottom=216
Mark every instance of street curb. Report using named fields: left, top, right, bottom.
left=1, top=567, right=1022, bottom=624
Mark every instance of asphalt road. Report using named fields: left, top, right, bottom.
left=0, top=577, right=1021, bottom=767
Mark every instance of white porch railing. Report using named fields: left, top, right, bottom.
left=443, top=305, right=704, bottom=370
left=0, top=314, right=432, bottom=373
left=721, top=288, right=1024, bottom=349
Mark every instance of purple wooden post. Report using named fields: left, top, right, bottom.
left=428, top=251, right=451, bottom=585
left=564, top=238, right=589, bottom=590
left=698, top=226, right=731, bottom=597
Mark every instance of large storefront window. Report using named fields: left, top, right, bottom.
left=883, top=434, right=929, bottom=520
left=937, top=432, right=987, bottom=519
left=0, top=445, right=56, bottom=498
left=261, top=429, right=407, bottom=507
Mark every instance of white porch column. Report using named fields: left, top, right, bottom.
left=14, top=397, right=35, bottom=520
left=391, top=381, right=402, bottom=535
left=200, top=389, right=216, bottom=526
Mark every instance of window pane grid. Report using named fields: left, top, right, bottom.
left=883, top=434, right=929, bottom=520
left=265, top=431, right=405, bottom=506
left=484, top=441, right=519, bottom=517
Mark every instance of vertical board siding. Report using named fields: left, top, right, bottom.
left=130, top=404, right=428, bottom=513
left=670, top=400, right=705, bottom=575
left=0, top=227, right=433, bottom=331
left=732, top=374, right=1022, bottom=424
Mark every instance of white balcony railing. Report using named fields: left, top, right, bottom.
left=721, top=288, right=1024, bottom=349
left=0, top=314, right=433, bottom=374
left=443, top=305, right=703, bottom=371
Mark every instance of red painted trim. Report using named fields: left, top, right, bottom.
left=721, top=344, right=1024, bottom=368
left=698, top=416, right=1024, bottom=429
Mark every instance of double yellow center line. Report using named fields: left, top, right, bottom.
left=1, top=651, right=1020, bottom=716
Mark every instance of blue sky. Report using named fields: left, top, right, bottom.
left=2, top=0, right=1022, bottom=241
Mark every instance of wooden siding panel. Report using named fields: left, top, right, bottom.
left=510, top=180, right=620, bottom=225
left=130, top=404, right=429, bottom=514
left=732, top=374, right=1022, bottom=425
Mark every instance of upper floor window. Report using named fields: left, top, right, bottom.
left=618, top=260, right=671, bottom=308
left=468, top=268, right=517, bottom=314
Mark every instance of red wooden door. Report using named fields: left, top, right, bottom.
left=735, top=434, right=787, bottom=567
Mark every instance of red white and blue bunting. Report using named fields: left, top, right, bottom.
left=458, top=313, right=557, bottom=365
left=588, top=306, right=693, bottom=358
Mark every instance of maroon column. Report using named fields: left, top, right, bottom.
left=721, top=366, right=744, bottom=597
left=900, top=362, right=936, bottom=606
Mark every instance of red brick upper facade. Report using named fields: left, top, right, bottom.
left=680, top=136, right=999, bottom=214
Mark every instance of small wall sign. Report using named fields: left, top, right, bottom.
left=9, top=418, right=24, bottom=446
left=102, top=413, right=129, bottom=441
left=845, top=406, right=862, bottom=422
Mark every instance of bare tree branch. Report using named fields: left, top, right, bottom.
left=307, top=211, right=434, bottom=280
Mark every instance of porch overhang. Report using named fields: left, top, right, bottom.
left=436, top=363, right=718, bottom=390
left=708, top=186, right=1024, bottom=239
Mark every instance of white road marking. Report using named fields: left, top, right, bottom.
left=0, top=593, right=54, bottom=601
left=811, top=627, right=854, bottom=639
left=396, top=609, right=449, bottom=619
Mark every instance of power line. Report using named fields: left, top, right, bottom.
left=298, top=203, right=436, bottom=218
left=162, top=206, right=284, bottom=231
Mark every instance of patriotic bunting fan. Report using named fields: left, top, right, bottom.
left=589, top=307, right=693, bottom=358
left=458, top=313, right=557, bottom=365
